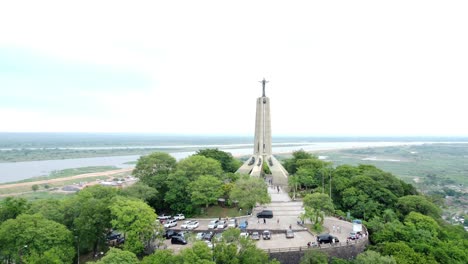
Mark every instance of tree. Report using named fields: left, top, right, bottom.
left=396, top=195, right=441, bottom=219
left=299, top=249, right=328, bottom=264
left=230, top=176, right=270, bottom=210
left=177, top=155, right=223, bottom=180
left=213, top=242, right=239, bottom=264
left=132, top=152, right=177, bottom=212
left=283, top=149, right=313, bottom=174
left=0, top=214, right=75, bottom=263
left=176, top=241, right=215, bottom=264
left=141, top=249, right=176, bottom=264
left=88, top=248, right=139, bottom=264
left=32, top=184, right=39, bottom=192
left=303, top=193, right=334, bottom=230
left=119, top=182, right=158, bottom=203
left=133, top=152, right=177, bottom=186
left=110, top=197, right=159, bottom=255
left=355, top=250, right=396, bottom=264
left=221, top=228, right=241, bottom=243
left=165, top=155, right=224, bottom=214
left=64, top=185, right=117, bottom=255
left=189, top=175, right=223, bottom=208
left=196, top=148, right=242, bottom=173
left=27, top=199, right=65, bottom=224
left=0, top=197, right=30, bottom=224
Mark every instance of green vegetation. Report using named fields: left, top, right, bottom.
left=1, top=148, right=467, bottom=263
left=283, top=150, right=468, bottom=264
left=317, top=144, right=468, bottom=222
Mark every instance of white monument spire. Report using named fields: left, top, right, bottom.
left=236, top=79, right=289, bottom=188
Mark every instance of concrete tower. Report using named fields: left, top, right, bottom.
left=236, top=79, right=289, bottom=187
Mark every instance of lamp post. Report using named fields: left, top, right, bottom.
left=75, top=235, right=80, bottom=264
left=18, top=245, right=27, bottom=264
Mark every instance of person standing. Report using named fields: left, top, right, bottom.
left=263, top=218, right=266, bottom=224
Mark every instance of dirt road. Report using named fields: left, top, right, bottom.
left=0, top=168, right=134, bottom=189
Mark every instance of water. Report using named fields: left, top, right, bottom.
left=0, top=141, right=446, bottom=184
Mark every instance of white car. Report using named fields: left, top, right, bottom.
left=204, top=240, right=213, bottom=249
left=207, top=220, right=219, bottom=229
left=217, top=220, right=227, bottom=229
left=157, top=214, right=171, bottom=220
left=240, top=232, right=249, bottom=239
left=187, top=221, right=199, bottom=230
left=180, top=220, right=192, bottom=229
left=227, top=219, right=237, bottom=228
left=196, top=232, right=205, bottom=240
left=163, top=219, right=177, bottom=228
left=174, top=214, right=185, bottom=220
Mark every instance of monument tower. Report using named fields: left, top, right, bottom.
left=236, top=79, right=289, bottom=187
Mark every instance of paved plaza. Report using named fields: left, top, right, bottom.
left=164, top=183, right=354, bottom=252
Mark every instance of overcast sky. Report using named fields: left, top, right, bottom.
left=1, top=1, right=467, bottom=136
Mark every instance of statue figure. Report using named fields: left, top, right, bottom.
left=259, top=78, right=269, bottom=97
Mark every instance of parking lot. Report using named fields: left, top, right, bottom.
left=161, top=187, right=354, bottom=252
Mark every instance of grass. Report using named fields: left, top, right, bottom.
left=193, top=206, right=243, bottom=219
left=0, top=191, right=73, bottom=201
left=8, top=166, right=119, bottom=184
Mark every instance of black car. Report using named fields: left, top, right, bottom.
left=164, top=229, right=179, bottom=239
left=257, top=210, right=273, bottom=218
left=106, top=231, right=121, bottom=241
left=171, top=235, right=187, bottom=245
left=317, top=234, right=339, bottom=244
left=202, top=231, right=214, bottom=241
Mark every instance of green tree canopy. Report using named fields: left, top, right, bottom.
left=303, top=193, right=334, bottom=230
left=189, top=175, right=223, bottom=208
left=196, top=148, right=242, bottom=173
left=299, top=249, right=328, bottom=264
left=355, top=250, right=396, bottom=264
left=0, top=197, right=30, bottom=224
left=229, top=176, right=270, bottom=210
left=110, top=196, right=159, bottom=255
left=396, top=195, right=441, bottom=219
left=89, top=248, right=139, bottom=264
left=0, top=214, right=74, bottom=263
left=177, top=155, right=223, bottom=180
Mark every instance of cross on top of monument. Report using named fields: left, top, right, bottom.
left=259, top=78, right=269, bottom=97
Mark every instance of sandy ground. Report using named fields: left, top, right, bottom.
left=0, top=168, right=134, bottom=190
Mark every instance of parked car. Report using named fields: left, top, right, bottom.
left=317, top=234, right=339, bottom=244
left=204, top=240, right=213, bottom=249
left=163, top=230, right=179, bottom=239
left=217, top=220, right=227, bottom=229
left=257, top=210, right=273, bottom=218
left=158, top=214, right=172, bottom=220
left=187, top=221, right=199, bottom=230
left=240, top=232, right=249, bottom=239
left=203, top=231, right=214, bottom=241
left=262, top=230, right=271, bottom=240
left=207, top=220, right=219, bottom=229
left=171, top=235, right=187, bottom=245
left=196, top=232, right=205, bottom=240
left=348, top=232, right=357, bottom=240
left=164, top=219, right=177, bottom=228
left=228, top=219, right=238, bottom=228
left=180, top=220, right=192, bottom=229
left=286, top=229, right=294, bottom=238
left=106, top=231, right=121, bottom=241
left=173, top=214, right=185, bottom=220
left=251, top=231, right=260, bottom=240
left=239, top=220, right=248, bottom=229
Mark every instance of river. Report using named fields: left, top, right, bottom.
left=0, top=141, right=437, bottom=183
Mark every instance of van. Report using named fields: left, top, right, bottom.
left=256, top=210, right=273, bottom=218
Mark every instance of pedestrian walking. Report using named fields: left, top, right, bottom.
left=257, top=218, right=260, bottom=224
left=277, top=218, right=279, bottom=224
left=307, top=242, right=311, bottom=248
left=263, top=218, right=266, bottom=224
left=289, top=224, right=292, bottom=229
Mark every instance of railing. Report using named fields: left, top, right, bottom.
left=263, top=236, right=368, bottom=253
